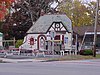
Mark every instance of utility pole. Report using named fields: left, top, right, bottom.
left=93, top=0, right=99, bottom=57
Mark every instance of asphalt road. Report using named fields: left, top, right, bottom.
left=0, top=59, right=100, bottom=75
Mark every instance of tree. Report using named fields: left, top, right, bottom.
left=86, top=1, right=96, bottom=25
left=0, top=0, right=14, bottom=21
left=58, top=0, right=94, bottom=26
left=2, top=0, right=60, bottom=40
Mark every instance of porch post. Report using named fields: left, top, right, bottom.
left=75, top=34, right=78, bottom=55
left=13, top=37, right=16, bottom=48
left=52, top=38, right=54, bottom=56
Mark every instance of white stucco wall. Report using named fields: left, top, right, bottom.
left=64, top=32, right=72, bottom=49
left=19, top=34, right=39, bottom=50
left=0, top=32, right=3, bottom=46
left=20, top=32, right=72, bottom=50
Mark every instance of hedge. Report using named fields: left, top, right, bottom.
left=80, top=49, right=93, bottom=55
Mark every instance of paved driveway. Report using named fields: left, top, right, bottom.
left=0, top=59, right=100, bottom=75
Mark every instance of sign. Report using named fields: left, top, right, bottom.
left=64, top=37, right=68, bottom=44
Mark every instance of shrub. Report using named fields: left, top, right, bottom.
left=15, top=39, right=23, bottom=48
left=80, top=49, right=93, bottom=55
left=84, top=50, right=93, bottom=55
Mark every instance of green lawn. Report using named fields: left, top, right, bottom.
left=96, top=54, right=100, bottom=58
left=36, top=54, right=100, bottom=62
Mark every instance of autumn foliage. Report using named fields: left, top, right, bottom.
left=0, top=0, right=14, bottom=20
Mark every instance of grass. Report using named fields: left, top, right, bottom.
left=96, top=54, right=100, bottom=58
left=36, top=54, right=100, bottom=62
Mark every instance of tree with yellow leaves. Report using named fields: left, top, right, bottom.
left=58, top=0, right=94, bottom=26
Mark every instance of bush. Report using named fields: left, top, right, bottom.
left=15, top=39, right=23, bottom=48
left=80, top=49, right=93, bottom=55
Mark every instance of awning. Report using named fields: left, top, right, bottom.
left=85, top=32, right=100, bottom=35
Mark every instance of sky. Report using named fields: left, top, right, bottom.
left=51, top=0, right=97, bottom=8
left=88, top=0, right=96, bottom=1
left=85, top=0, right=96, bottom=1
left=79, top=0, right=96, bottom=2
left=82, top=0, right=96, bottom=2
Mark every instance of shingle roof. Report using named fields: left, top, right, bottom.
left=27, top=14, right=72, bottom=34
left=73, top=25, right=100, bottom=36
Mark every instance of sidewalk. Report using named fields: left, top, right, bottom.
left=0, top=58, right=44, bottom=63
left=0, top=54, right=61, bottom=63
left=1, top=55, right=100, bottom=63
left=0, top=55, right=60, bottom=63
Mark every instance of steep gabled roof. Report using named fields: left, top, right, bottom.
left=27, top=14, right=72, bottom=34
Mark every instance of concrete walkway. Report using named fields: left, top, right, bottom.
left=0, top=55, right=60, bottom=63
left=0, top=58, right=43, bottom=63
left=0, top=54, right=62, bottom=63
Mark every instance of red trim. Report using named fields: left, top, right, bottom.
left=54, top=35, right=60, bottom=40
left=30, top=37, right=34, bottom=45
left=37, top=35, right=47, bottom=50
left=62, top=35, right=64, bottom=44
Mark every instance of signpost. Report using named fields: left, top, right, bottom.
left=50, top=31, right=56, bottom=56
